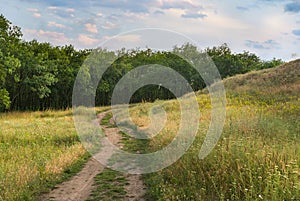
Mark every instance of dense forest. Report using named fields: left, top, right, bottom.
left=0, top=14, right=284, bottom=111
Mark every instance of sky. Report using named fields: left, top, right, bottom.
left=1, top=0, right=300, bottom=61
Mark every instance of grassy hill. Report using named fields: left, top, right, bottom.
left=225, top=59, right=299, bottom=91
left=126, top=59, right=300, bottom=200
left=224, top=59, right=300, bottom=104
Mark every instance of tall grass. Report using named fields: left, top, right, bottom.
left=128, top=91, right=299, bottom=200
left=0, top=110, right=88, bottom=200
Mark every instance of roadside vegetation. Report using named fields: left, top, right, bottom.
left=0, top=110, right=90, bottom=200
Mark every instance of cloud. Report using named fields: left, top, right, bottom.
left=154, top=10, right=164, bottom=15
left=5, top=0, right=300, bottom=61
left=27, top=8, right=39, bottom=12
left=245, top=40, right=280, bottom=50
left=160, top=1, right=206, bottom=19
left=27, top=8, right=41, bottom=18
left=115, top=34, right=141, bottom=43
left=181, top=12, right=207, bottom=19
left=33, top=13, right=41, bottom=18
left=96, top=13, right=104, bottom=17
left=25, top=29, right=68, bottom=44
left=30, top=0, right=72, bottom=7
left=160, top=0, right=203, bottom=10
left=258, top=0, right=282, bottom=3
left=103, top=34, right=141, bottom=42
left=101, top=21, right=116, bottom=30
left=47, top=6, right=75, bottom=18
left=284, top=2, right=300, bottom=13
left=236, top=6, right=249, bottom=11
left=123, top=11, right=149, bottom=20
left=85, top=23, right=98, bottom=33
left=48, top=21, right=66, bottom=28
left=65, top=8, right=75, bottom=13
left=91, top=0, right=150, bottom=13
left=292, top=30, right=300, bottom=36
left=47, top=6, right=58, bottom=10
left=78, top=34, right=99, bottom=46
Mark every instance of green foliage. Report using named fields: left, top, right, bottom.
left=206, top=43, right=284, bottom=78
left=0, top=15, right=21, bottom=110
left=0, top=14, right=285, bottom=111
left=0, top=89, right=10, bottom=110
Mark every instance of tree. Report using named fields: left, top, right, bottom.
left=0, top=14, right=285, bottom=111
left=0, top=15, right=21, bottom=110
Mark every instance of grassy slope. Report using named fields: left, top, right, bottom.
left=224, top=58, right=300, bottom=103
left=127, top=59, right=300, bottom=200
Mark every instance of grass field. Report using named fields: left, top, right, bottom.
left=0, top=110, right=89, bottom=200
left=126, top=60, right=300, bottom=200
left=0, top=60, right=299, bottom=200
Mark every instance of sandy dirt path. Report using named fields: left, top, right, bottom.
left=39, top=111, right=146, bottom=201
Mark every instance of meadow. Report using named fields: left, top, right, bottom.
left=0, top=110, right=89, bottom=200
left=126, top=60, right=300, bottom=200
left=0, top=60, right=299, bottom=200
left=125, top=97, right=299, bottom=200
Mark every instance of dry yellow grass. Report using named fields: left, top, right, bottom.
left=0, top=109, right=89, bottom=200
left=45, top=144, right=86, bottom=175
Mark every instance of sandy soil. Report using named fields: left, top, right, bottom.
left=39, top=158, right=104, bottom=201
left=124, top=174, right=146, bottom=201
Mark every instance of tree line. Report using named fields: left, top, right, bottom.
left=0, top=14, right=283, bottom=111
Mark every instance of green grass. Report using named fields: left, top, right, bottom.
left=130, top=99, right=300, bottom=200
left=87, top=168, right=128, bottom=201
left=0, top=108, right=111, bottom=201
left=124, top=60, right=300, bottom=200
left=100, top=112, right=115, bottom=128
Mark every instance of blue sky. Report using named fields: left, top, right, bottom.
left=1, top=0, right=300, bottom=61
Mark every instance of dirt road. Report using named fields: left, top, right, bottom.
left=39, top=111, right=146, bottom=201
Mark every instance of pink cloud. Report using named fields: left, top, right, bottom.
left=33, top=13, right=41, bottom=18
left=25, top=29, right=68, bottom=44
left=96, top=13, right=104, bottom=17
left=27, top=8, right=41, bottom=18
left=85, top=23, right=98, bottom=33
left=78, top=34, right=99, bottom=46
left=47, top=6, right=58, bottom=10
left=66, top=8, right=75, bottom=12
left=101, top=21, right=116, bottom=30
left=48, top=21, right=66, bottom=28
